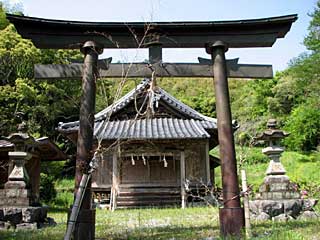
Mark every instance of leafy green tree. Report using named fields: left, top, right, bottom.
left=284, top=99, right=320, bottom=151
left=0, top=3, right=9, bottom=30
left=0, top=24, right=40, bottom=85
left=0, top=23, right=82, bottom=139
left=304, top=0, right=320, bottom=52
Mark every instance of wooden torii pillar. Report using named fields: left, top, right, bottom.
left=73, top=41, right=103, bottom=239
left=7, top=13, right=297, bottom=239
left=207, top=41, right=244, bottom=235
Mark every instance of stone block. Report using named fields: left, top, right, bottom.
left=4, top=197, right=31, bottom=207
left=5, top=188, right=30, bottom=198
left=39, top=206, right=48, bottom=221
left=269, top=183, right=290, bottom=192
left=3, top=208, right=22, bottom=225
left=16, top=222, right=37, bottom=230
left=261, top=200, right=284, bottom=217
left=263, top=175, right=289, bottom=184
left=4, top=181, right=27, bottom=190
left=272, top=192, right=285, bottom=200
left=22, top=207, right=41, bottom=223
left=0, top=190, right=5, bottom=198
left=249, top=200, right=259, bottom=214
left=298, top=211, right=319, bottom=220
left=259, top=183, right=269, bottom=193
left=284, top=199, right=302, bottom=217
left=0, top=221, right=12, bottom=230
left=284, top=191, right=300, bottom=199
left=261, top=192, right=270, bottom=199
left=273, top=213, right=293, bottom=222
left=255, top=212, right=270, bottom=221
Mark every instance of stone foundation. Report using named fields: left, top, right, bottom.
left=0, top=189, right=55, bottom=230
left=249, top=175, right=319, bottom=221
left=250, top=198, right=319, bottom=221
left=0, top=188, right=33, bottom=207
left=0, top=206, right=55, bottom=230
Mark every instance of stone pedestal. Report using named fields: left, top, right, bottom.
left=256, top=175, right=300, bottom=200
left=0, top=206, right=53, bottom=230
left=3, top=151, right=33, bottom=207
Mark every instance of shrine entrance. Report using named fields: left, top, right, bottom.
left=7, top=13, right=297, bottom=239
left=120, top=155, right=179, bottom=185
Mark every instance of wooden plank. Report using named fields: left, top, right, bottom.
left=180, top=151, right=186, bottom=209
left=34, top=62, right=273, bottom=79
left=110, top=151, right=118, bottom=211
left=205, top=140, right=210, bottom=184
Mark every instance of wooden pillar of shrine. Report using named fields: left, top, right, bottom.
left=206, top=41, right=244, bottom=238
left=110, top=150, right=119, bottom=211
left=205, top=140, right=210, bottom=184
left=180, top=150, right=186, bottom=209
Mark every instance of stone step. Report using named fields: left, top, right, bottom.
left=117, top=195, right=181, bottom=201
left=116, top=187, right=181, bottom=208
left=117, top=199, right=181, bottom=207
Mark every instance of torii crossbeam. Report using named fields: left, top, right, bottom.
left=34, top=57, right=273, bottom=79
left=7, top=13, right=297, bottom=239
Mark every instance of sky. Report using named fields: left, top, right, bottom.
left=8, top=0, right=318, bottom=72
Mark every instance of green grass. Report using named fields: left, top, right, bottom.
left=95, top=207, right=219, bottom=240
left=51, top=177, right=74, bottom=208
left=0, top=207, right=319, bottom=240
left=214, top=148, right=320, bottom=199
left=1, top=148, right=318, bottom=239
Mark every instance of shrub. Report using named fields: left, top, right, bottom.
left=40, top=173, right=57, bottom=203
left=284, top=99, right=320, bottom=151
left=243, top=147, right=269, bottom=165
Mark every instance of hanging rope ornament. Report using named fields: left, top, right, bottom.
left=142, top=154, right=146, bottom=165
left=131, top=155, right=135, bottom=165
left=163, top=155, right=168, bottom=168
left=146, top=68, right=161, bottom=117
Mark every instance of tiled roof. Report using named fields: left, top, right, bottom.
left=60, top=118, right=214, bottom=140
left=58, top=78, right=217, bottom=140
left=94, top=78, right=213, bottom=122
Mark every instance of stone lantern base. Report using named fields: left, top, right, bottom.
left=249, top=175, right=319, bottom=221
left=0, top=206, right=55, bottom=230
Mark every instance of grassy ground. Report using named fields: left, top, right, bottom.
left=0, top=206, right=319, bottom=240
left=1, top=148, right=319, bottom=239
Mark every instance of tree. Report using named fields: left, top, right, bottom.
left=0, top=23, right=82, bottom=139
left=0, top=3, right=9, bottom=30
left=284, top=98, right=320, bottom=151
left=304, top=0, right=320, bottom=52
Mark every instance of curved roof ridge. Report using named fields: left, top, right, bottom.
left=95, top=78, right=150, bottom=121
left=157, top=87, right=216, bottom=122
left=57, top=78, right=218, bottom=132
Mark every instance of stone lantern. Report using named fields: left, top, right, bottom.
left=3, top=121, right=36, bottom=206
left=257, top=119, right=290, bottom=178
left=0, top=120, right=56, bottom=230
left=254, top=119, right=298, bottom=200
left=249, top=119, right=319, bottom=221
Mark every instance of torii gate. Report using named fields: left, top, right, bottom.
left=7, top=13, right=297, bottom=239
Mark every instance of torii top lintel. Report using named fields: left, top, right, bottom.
left=6, top=14, right=297, bottom=49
